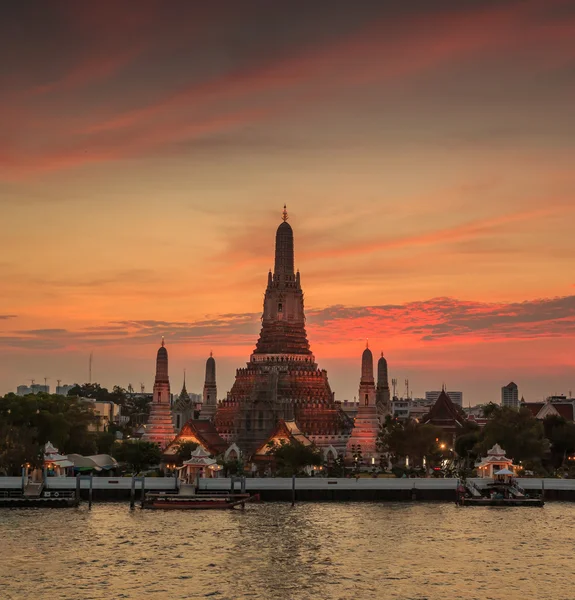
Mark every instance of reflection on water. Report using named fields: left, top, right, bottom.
left=1, top=502, right=574, bottom=600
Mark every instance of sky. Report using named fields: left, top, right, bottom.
left=1, top=0, right=575, bottom=405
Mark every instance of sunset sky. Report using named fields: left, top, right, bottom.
left=1, top=0, right=574, bottom=404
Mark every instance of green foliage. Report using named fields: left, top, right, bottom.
left=476, top=406, right=548, bottom=464
left=266, top=439, right=322, bottom=476
left=217, top=458, right=244, bottom=477
left=0, top=423, right=43, bottom=475
left=542, top=415, right=575, bottom=470
left=454, top=431, right=481, bottom=467
left=173, top=441, right=199, bottom=464
left=377, top=416, right=444, bottom=468
left=95, top=430, right=118, bottom=455
left=0, top=393, right=98, bottom=471
left=112, top=440, right=162, bottom=474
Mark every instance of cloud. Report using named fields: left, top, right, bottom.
left=0, top=315, right=17, bottom=320
left=2, top=295, right=574, bottom=352
left=4, top=0, right=574, bottom=178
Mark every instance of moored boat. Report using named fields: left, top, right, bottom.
left=143, top=492, right=259, bottom=510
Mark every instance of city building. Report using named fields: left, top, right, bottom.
left=141, top=338, right=177, bottom=448
left=501, top=382, right=519, bottom=409
left=16, top=384, right=50, bottom=395
left=376, top=353, right=391, bottom=418
left=200, top=352, right=217, bottom=421
left=56, top=384, right=74, bottom=396
left=86, top=400, right=121, bottom=431
left=214, top=207, right=352, bottom=455
left=345, top=344, right=380, bottom=466
left=426, top=390, right=463, bottom=407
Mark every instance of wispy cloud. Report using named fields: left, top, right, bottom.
left=3, top=0, right=574, bottom=178
left=2, top=295, right=574, bottom=351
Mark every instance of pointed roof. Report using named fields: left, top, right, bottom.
left=253, top=419, right=312, bottom=458
left=424, top=390, right=464, bottom=428
left=164, top=419, right=227, bottom=456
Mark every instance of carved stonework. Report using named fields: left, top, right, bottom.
left=215, top=209, right=352, bottom=455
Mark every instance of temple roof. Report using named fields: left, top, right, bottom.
left=165, top=419, right=227, bottom=456
left=361, top=344, right=374, bottom=383
left=253, top=419, right=312, bottom=457
left=424, top=390, right=464, bottom=428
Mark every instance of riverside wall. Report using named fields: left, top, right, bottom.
left=3, top=477, right=575, bottom=502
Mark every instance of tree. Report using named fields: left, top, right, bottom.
left=454, top=431, right=481, bottom=469
left=542, top=415, right=575, bottom=470
left=477, top=406, right=548, bottom=466
left=112, top=440, right=162, bottom=474
left=266, top=439, right=322, bottom=476
left=0, top=392, right=98, bottom=458
left=0, top=423, right=43, bottom=475
left=377, top=417, right=443, bottom=470
left=173, top=441, right=199, bottom=465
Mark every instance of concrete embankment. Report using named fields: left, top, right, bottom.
left=2, top=477, right=575, bottom=502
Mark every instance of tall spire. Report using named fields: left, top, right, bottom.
left=361, top=344, right=374, bottom=384
left=155, top=338, right=168, bottom=382
left=161, top=336, right=165, bottom=347
left=282, top=204, right=288, bottom=221
left=274, top=206, right=294, bottom=278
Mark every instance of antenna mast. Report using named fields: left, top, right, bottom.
left=391, top=378, right=397, bottom=398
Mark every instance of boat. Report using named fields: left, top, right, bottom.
left=143, top=492, right=259, bottom=510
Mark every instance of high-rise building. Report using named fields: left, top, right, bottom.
left=141, top=338, right=176, bottom=448
left=346, top=344, right=380, bottom=465
left=16, top=384, right=49, bottom=395
left=501, top=382, right=519, bottom=409
left=200, top=353, right=218, bottom=421
left=426, top=390, right=463, bottom=407
left=215, top=207, right=352, bottom=454
left=376, top=352, right=391, bottom=417
left=56, top=384, right=74, bottom=396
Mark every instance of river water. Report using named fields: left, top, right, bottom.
left=1, top=502, right=574, bottom=600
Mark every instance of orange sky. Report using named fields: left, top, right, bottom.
left=1, top=0, right=574, bottom=403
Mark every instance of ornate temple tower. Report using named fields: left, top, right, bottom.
left=142, top=338, right=176, bottom=448
left=172, top=371, right=195, bottom=431
left=376, top=352, right=391, bottom=418
left=215, top=207, right=352, bottom=454
left=200, top=352, right=218, bottom=421
left=345, top=343, right=381, bottom=466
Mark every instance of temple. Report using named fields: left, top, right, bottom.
left=172, top=371, right=196, bottom=431
left=345, top=344, right=380, bottom=466
left=200, top=352, right=217, bottom=421
left=215, top=206, right=352, bottom=454
left=142, top=338, right=177, bottom=448
left=376, top=352, right=391, bottom=418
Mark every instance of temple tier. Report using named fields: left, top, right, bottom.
left=215, top=207, right=352, bottom=454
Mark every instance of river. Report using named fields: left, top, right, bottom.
left=1, top=502, right=574, bottom=599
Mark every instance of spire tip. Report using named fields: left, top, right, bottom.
left=282, top=204, right=288, bottom=222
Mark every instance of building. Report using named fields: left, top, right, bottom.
left=16, top=384, right=50, bottom=395
left=376, top=353, right=391, bottom=417
left=141, top=338, right=177, bottom=448
left=172, top=372, right=198, bottom=432
left=86, top=400, right=121, bottom=431
left=501, top=382, right=519, bottom=409
left=200, top=353, right=218, bottom=421
left=345, top=344, right=380, bottom=466
left=214, top=207, right=352, bottom=455
left=426, top=390, right=463, bottom=407
left=422, top=390, right=466, bottom=443
left=56, top=384, right=74, bottom=396
left=521, top=397, right=575, bottom=421
left=391, top=397, right=410, bottom=420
